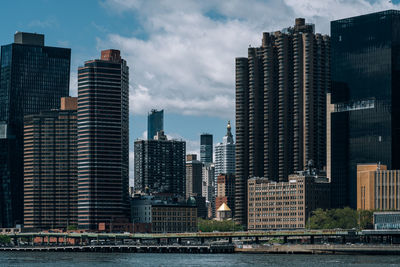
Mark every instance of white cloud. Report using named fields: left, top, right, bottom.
left=100, top=0, right=398, bottom=118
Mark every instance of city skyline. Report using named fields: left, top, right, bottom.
left=1, top=1, right=398, bottom=186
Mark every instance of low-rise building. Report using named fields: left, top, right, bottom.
left=131, top=195, right=197, bottom=233
left=357, top=163, right=400, bottom=210
left=374, top=212, right=400, bottom=230
left=216, top=203, right=232, bottom=221
left=247, top=171, right=330, bottom=230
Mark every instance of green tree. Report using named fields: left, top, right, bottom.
left=0, top=235, right=11, bottom=245
left=198, top=218, right=243, bottom=232
left=357, top=210, right=374, bottom=230
left=67, top=224, right=78, bottom=231
left=307, top=207, right=358, bottom=229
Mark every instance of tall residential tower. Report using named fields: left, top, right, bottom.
left=77, top=49, right=130, bottom=230
left=235, top=18, right=330, bottom=226
left=24, top=97, right=77, bottom=230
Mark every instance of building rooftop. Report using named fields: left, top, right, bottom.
left=217, top=203, right=231, bottom=212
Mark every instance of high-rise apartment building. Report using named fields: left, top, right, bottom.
left=235, top=18, right=330, bottom=226
left=23, top=97, right=77, bottom=230
left=215, top=121, right=235, bottom=190
left=0, top=32, right=71, bottom=227
left=134, top=131, right=186, bottom=196
left=185, top=154, right=203, bottom=199
left=77, top=49, right=130, bottom=230
left=147, top=109, right=164, bottom=140
left=200, top=134, right=213, bottom=164
left=331, top=10, right=400, bottom=209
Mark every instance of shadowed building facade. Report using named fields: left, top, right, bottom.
left=0, top=32, right=71, bottom=227
left=200, top=134, right=213, bottom=164
left=134, top=131, right=186, bottom=196
left=147, top=109, right=163, bottom=140
left=77, top=49, right=130, bottom=230
left=331, top=10, right=400, bottom=209
left=23, top=97, right=77, bottom=230
left=235, top=19, right=330, bottom=226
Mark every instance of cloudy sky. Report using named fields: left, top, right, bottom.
left=0, top=0, right=398, bottom=184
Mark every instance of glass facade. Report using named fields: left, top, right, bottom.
left=200, top=134, right=213, bottom=164
left=0, top=40, right=71, bottom=227
left=331, top=10, right=400, bottom=208
left=147, top=109, right=163, bottom=140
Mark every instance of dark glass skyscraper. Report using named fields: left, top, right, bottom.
left=147, top=109, right=163, bottom=140
left=77, top=49, right=129, bottom=230
left=0, top=32, right=71, bottom=227
left=200, top=134, right=213, bottom=164
left=331, top=10, right=400, bottom=208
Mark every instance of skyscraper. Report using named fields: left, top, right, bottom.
left=331, top=10, right=400, bottom=208
left=200, top=134, right=213, bottom=164
left=0, top=32, right=71, bottom=227
left=186, top=154, right=203, bottom=199
left=134, top=131, right=186, bottom=196
left=77, top=49, right=130, bottom=230
left=147, top=109, right=164, bottom=140
left=235, top=18, right=330, bottom=226
left=24, top=97, right=77, bottom=230
left=215, top=121, right=235, bottom=189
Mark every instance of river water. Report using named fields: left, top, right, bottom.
left=1, top=252, right=400, bottom=267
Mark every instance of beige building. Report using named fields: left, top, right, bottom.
left=357, top=163, right=400, bottom=210
left=247, top=172, right=330, bottom=230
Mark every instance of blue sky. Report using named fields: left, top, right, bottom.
left=1, top=0, right=398, bottom=184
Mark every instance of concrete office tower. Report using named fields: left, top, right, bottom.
left=200, top=134, right=213, bottom=164
left=134, top=131, right=186, bottom=196
left=186, top=154, right=203, bottom=199
left=235, top=18, right=330, bottom=226
left=24, top=97, right=77, bottom=230
left=215, top=121, right=235, bottom=191
left=331, top=10, right=400, bottom=209
left=77, top=50, right=130, bottom=230
left=147, top=109, right=164, bottom=140
left=0, top=32, right=71, bottom=227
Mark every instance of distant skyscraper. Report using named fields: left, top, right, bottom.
left=235, top=18, right=330, bottom=226
left=24, top=97, right=77, bottom=230
left=0, top=32, right=71, bottom=227
left=186, top=154, right=203, bottom=199
left=77, top=49, right=130, bottom=230
left=200, top=134, right=213, bottom=164
left=147, top=109, right=164, bottom=140
left=134, top=131, right=186, bottom=196
left=215, top=121, right=235, bottom=189
left=202, top=163, right=215, bottom=216
left=331, top=10, right=400, bottom=209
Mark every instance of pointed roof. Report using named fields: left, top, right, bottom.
left=222, top=121, right=234, bottom=144
left=217, top=203, right=231, bottom=212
